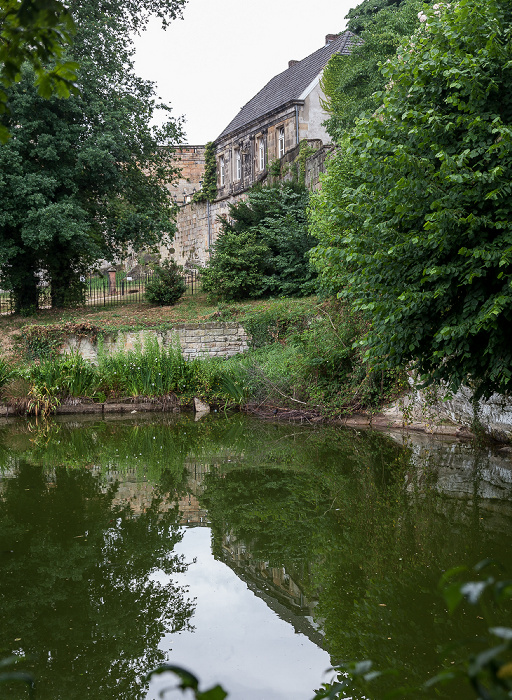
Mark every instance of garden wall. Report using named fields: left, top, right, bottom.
left=61, top=323, right=250, bottom=362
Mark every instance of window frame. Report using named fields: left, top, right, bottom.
left=258, top=138, right=265, bottom=171
left=235, top=148, right=241, bottom=180
left=219, top=155, right=225, bottom=186
left=278, top=126, right=285, bottom=158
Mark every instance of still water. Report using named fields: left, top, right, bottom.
left=0, top=413, right=511, bottom=699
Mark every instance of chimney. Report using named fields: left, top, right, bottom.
left=325, top=33, right=339, bottom=44
left=288, top=59, right=299, bottom=68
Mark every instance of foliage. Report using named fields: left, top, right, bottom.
left=0, top=0, right=184, bottom=312
left=345, top=0, right=410, bottom=33
left=296, top=139, right=318, bottom=182
left=146, top=665, right=227, bottom=700
left=0, top=357, right=15, bottom=389
left=201, top=182, right=316, bottom=301
left=0, top=459, right=193, bottom=698
left=0, top=0, right=78, bottom=143
left=240, top=299, right=312, bottom=348
left=0, top=655, right=34, bottom=696
left=314, top=561, right=512, bottom=700
left=19, top=321, right=101, bottom=360
left=145, top=259, right=187, bottom=306
left=192, top=141, right=217, bottom=203
left=311, top=0, right=512, bottom=400
left=97, top=337, right=194, bottom=397
left=224, top=300, right=404, bottom=413
left=321, top=0, right=424, bottom=138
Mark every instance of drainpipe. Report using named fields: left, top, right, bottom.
left=295, top=104, right=299, bottom=147
left=207, top=199, right=212, bottom=256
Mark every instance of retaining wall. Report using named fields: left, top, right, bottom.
left=61, top=323, right=250, bottom=362
left=384, top=379, right=512, bottom=442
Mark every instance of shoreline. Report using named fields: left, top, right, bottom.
left=0, top=398, right=487, bottom=445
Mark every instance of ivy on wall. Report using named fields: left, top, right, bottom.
left=193, top=141, right=217, bottom=203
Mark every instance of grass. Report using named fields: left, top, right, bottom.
left=0, top=294, right=323, bottom=363
left=0, top=295, right=406, bottom=417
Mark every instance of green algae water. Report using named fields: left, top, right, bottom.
left=1, top=413, right=511, bottom=700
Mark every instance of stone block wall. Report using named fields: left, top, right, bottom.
left=170, top=143, right=328, bottom=268
left=61, top=323, right=250, bottom=363
left=384, top=378, right=512, bottom=441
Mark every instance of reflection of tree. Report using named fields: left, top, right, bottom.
left=200, top=434, right=512, bottom=700
left=0, top=462, right=194, bottom=700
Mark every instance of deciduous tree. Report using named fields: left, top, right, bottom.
left=0, top=0, right=185, bottom=311
left=311, top=0, right=512, bottom=398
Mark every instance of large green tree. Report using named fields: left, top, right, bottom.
left=0, top=0, right=185, bottom=311
left=322, top=0, right=424, bottom=138
left=310, top=0, right=512, bottom=399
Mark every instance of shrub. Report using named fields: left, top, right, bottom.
left=145, top=259, right=186, bottom=306
left=201, top=182, right=317, bottom=301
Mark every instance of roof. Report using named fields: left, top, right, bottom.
left=216, top=31, right=358, bottom=142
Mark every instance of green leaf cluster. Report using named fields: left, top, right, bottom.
left=322, top=0, right=425, bottom=138
left=0, top=0, right=79, bottom=143
left=311, top=0, right=512, bottom=399
left=0, top=0, right=185, bottom=312
left=201, top=182, right=317, bottom=301
left=145, top=259, right=187, bottom=306
left=192, top=141, right=217, bottom=203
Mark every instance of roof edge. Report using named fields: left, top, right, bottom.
left=215, top=99, right=305, bottom=145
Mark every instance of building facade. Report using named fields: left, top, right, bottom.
left=170, top=31, right=358, bottom=268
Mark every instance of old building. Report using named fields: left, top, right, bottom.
left=214, top=31, right=356, bottom=198
left=171, top=31, right=358, bottom=268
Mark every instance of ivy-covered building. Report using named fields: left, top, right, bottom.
left=171, top=31, right=358, bottom=267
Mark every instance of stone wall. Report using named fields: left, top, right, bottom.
left=61, top=323, right=250, bottom=362
left=164, top=145, right=206, bottom=206
left=384, top=379, right=512, bottom=442
left=170, top=143, right=328, bottom=267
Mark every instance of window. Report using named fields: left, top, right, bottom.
left=258, top=138, right=265, bottom=170
left=235, top=149, right=241, bottom=180
left=219, top=156, right=225, bottom=186
left=278, top=127, right=285, bottom=157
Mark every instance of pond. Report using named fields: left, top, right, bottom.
left=0, top=413, right=511, bottom=699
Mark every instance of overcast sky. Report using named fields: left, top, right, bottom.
left=133, top=0, right=358, bottom=145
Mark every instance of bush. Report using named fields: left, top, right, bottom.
left=145, top=259, right=186, bottom=306
left=201, top=182, right=317, bottom=301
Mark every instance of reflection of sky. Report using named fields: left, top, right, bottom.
left=146, top=527, right=332, bottom=700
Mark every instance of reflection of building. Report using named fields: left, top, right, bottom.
left=219, top=530, right=325, bottom=648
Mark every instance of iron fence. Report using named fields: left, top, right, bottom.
left=0, top=268, right=200, bottom=314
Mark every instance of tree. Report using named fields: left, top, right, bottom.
left=0, top=0, right=185, bottom=311
left=310, top=0, right=512, bottom=399
left=321, top=0, right=424, bottom=139
left=201, top=182, right=316, bottom=301
left=0, top=0, right=79, bottom=143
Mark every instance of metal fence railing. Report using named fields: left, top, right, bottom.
left=0, top=268, right=200, bottom=314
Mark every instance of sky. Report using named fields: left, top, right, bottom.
left=133, top=0, right=358, bottom=145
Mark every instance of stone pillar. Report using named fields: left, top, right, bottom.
left=108, top=269, right=116, bottom=294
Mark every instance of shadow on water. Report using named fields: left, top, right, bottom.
left=0, top=413, right=511, bottom=699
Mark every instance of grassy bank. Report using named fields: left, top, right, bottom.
left=0, top=296, right=405, bottom=418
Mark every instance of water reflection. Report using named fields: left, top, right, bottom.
left=0, top=458, right=194, bottom=699
left=0, top=415, right=511, bottom=700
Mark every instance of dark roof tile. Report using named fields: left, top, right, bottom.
left=216, top=31, right=358, bottom=142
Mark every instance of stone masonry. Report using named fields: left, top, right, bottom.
left=61, top=323, right=250, bottom=362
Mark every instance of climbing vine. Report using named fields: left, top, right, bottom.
left=295, top=140, right=317, bottom=183
left=193, top=141, right=217, bottom=202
